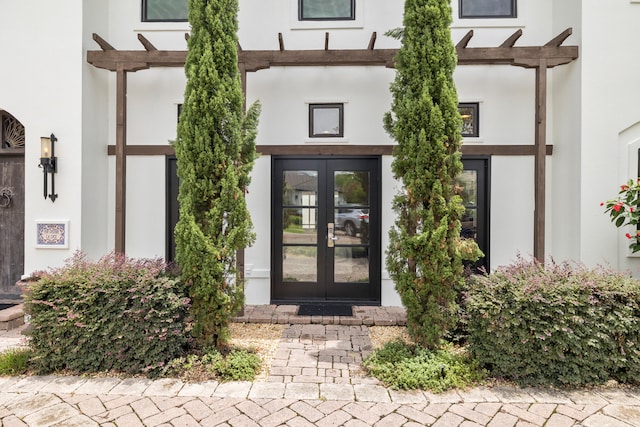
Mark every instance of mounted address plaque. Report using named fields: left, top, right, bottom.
left=35, top=220, right=69, bottom=249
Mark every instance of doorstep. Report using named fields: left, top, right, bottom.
left=0, top=304, right=25, bottom=331
left=233, top=305, right=407, bottom=326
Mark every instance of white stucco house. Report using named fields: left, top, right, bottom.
left=1, top=0, right=639, bottom=306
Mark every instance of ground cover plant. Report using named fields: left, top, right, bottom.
left=0, top=348, right=31, bottom=375
left=465, top=256, right=640, bottom=387
left=363, top=340, right=485, bottom=392
left=161, top=347, right=261, bottom=382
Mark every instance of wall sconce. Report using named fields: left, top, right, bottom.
left=39, top=134, right=58, bottom=202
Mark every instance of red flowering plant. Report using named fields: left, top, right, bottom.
left=603, top=178, right=640, bottom=252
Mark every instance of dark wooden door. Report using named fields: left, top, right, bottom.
left=272, top=157, right=380, bottom=304
left=0, top=153, right=25, bottom=300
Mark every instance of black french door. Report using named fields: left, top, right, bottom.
left=272, top=157, right=380, bottom=303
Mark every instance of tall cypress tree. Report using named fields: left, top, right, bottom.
left=174, top=0, right=260, bottom=349
left=383, top=0, right=465, bottom=349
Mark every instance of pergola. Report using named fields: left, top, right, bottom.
left=88, top=28, right=578, bottom=262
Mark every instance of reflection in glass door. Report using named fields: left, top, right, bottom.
left=272, top=157, right=380, bottom=303
left=459, top=158, right=489, bottom=270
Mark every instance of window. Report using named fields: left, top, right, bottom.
left=299, top=0, right=355, bottom=21
left=309, top=104, right=344, bottom=138
left=142, top=0, right=188, bottom=22
left=459, top=103, right=479, bottom=137
left=459, top=0, right=516, bottom=18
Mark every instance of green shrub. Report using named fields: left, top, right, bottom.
left=0, top=348, right=32, bottom=375
left=465, top=256, right=640, bottom=386
left=363, top=340, right=485, bottom=392
left=162, top=347, right=261, bottom=382
left=24, top=252, right=190, bottom=376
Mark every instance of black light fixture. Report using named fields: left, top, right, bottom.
left=39, top=133, right=58, bottom=202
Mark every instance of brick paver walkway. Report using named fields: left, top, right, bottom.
left=1, top=306, right=640, bottom=426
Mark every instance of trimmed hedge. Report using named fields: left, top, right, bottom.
left=24, top=252, right=190, bottom=375
left=465, top=257, right=640, bottom=386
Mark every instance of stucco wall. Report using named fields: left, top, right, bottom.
left=578, top=0, right=640, bottom=274
left=1, top=0, right=86, bottom=274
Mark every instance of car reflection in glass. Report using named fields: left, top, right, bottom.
left=335, top=208, right=369, bottom=237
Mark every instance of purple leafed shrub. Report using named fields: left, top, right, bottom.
left=24, top=252, right=191, bottom=376
left=465, top=256, right=640, bottom=386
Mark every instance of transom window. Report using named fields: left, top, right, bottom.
left=299, top=0, right=355, bottom=21
left=142, top=0, right=188, bottom=22
left=459, top=0, right=516, bottom=18
left=309, top=104, right=344, bottom=138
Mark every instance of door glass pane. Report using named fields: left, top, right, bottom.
left=457, top=170, right=477, bottom=206
left=334, top=247, right=369, bottom=283
left=334, top=171, right=369, bottom=206
left=462, top=208, right=477, bottom=239
left=283, top=208, right=317, bottom=244
left=457, top=170, right=478, bottom=240
left=283, top=246, right=317, bottom=282
left=334, top=170, right=370, bottom=242
left=284, top=171, right=318, bottom=206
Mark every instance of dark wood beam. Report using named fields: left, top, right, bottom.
left=92, top=33, right=115, bottom=51
left=534, top=60, right=548, bottom=262
left=500, top=29, right=523, bottom=48
left=108, top=144, right=553, bottom=157
left=368, top=32, right=377, bottom=50
left=137, top=34, right=158, bottom=51
left=456, top=30, right=474, bottom=49
left=278, top=32, right=284, bottom=51
left=88, top=29, right=578, bottom=72
left=115, top=66, right=127, bottom=254
left=324, top=32, right=329, bottom=51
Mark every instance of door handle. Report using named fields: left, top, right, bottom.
left=327, top=223, right=337, bottom=247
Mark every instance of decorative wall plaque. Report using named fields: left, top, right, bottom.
left=36, top=220, right=69, bottom=248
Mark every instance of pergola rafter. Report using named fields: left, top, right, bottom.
left=88, top=29, right=578, bottom=261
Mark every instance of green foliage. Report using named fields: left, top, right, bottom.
left=465, top=256, right=640, bottom=386
left=162, top=347, right=261, bottom=381
left=363, top=340, right=485, bottom=392
left=174, top=0, right=260, bottom=349
left=23, top=252, right=190, bottom=376
left=603, top=178, right=640, bottom=252
left=0, top=348, right=32, bottom=375
left=213, top=349, right=261, bottom=381
left=384, top=0, right=469, bottom=349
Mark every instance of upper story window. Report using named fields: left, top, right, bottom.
left=459, top=0, right=516, bottom=19
left=309, top=103, right=344, bottom=138
left=299, top=0, right=355, bottom=21
left=142, top=0, right=188, bottom=22
left=459, top=103, right=479, bottom=138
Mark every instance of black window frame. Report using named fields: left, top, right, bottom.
left=459, top=102, right=480, bottom=138
left=459, top=0, right=517, bottom=19
left=142, top=0, right=188, bottom=23
left=299, top=0, right=356, bottom=21
left=309, top=103, right=344, bottom=138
